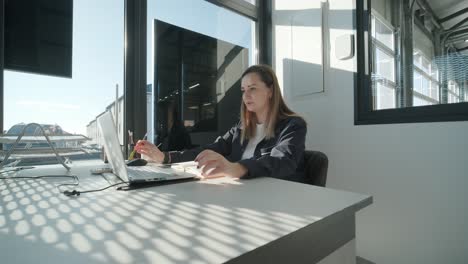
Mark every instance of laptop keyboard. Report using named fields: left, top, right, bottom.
left=127, top=166, right=166, bottom=179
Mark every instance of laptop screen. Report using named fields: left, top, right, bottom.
left=97, top=112, right=129, bottom=182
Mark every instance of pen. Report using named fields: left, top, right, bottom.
left=128, top=132, right=148, bottom=160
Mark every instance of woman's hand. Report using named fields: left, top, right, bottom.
left=134, top=140, right=165, bottom=163
left=195, top=150, right=247, bottom=178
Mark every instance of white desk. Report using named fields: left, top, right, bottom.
left=0, top=161, right=372, bottom=264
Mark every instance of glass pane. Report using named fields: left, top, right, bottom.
left=147, top=0, right=256, bottom=150
left=413, top=72, right=422, bottom=93
left=374, top=83, right=396, bottom=110
left=413, top=95, right=433, bottom=107
left=374, top=16, right=394, bottom=51
left=375, top=48, right=395, bottom=82
left=370, top=1, right=468, bottom=112
left=242, top=0, right=256, bottom=5
left=3, top=0, right=124, bottom=165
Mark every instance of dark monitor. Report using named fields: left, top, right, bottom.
left=4, top=0, right=73, bottom=78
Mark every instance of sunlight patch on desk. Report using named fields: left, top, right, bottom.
left=199, top=226, right=238, bottom=245
left=194, top=245, right=226, bottom=264
left=113, top=206, right=132, bottom=218
left=201, top=210, right=235, bottom=226
left=15, top=220, right=30, bottom=235
left=49, top=196, right=61, bottom=205
left=71, top=233, right=92, bottom=253
left=238, top=224, right=278, bottom=241
left=41, top=190, right=53, bottom=197
left=235, top=217, right=276, bottom=233
left=143, top=249, right=172, bottom=264
left=57, top=203, right=71, bottom=214
left=90, top=252, right=108, bottom=263
left=196, top=235, right=239, bottom=258
left=31, top=194, right=42, bottom=202
left=6, top=201, right=17, bottom=210
left=25, top=234, right=37, bottom=242
left=124, top=222, right=151, bottom=239
left=116, top=230, right=143, bottom=250
left=95, top=217, right=115, bottom=232
left=80, top=207, right=96, bottom=218
left=164, top=221, right=195, bottom=237
left=40, top=226, right=58, bottom=244
left=19, top=197, right=31, bottom=206
left=89, top=202, right=105, bottom=212
left=172, top=208, right=199, bottom=222
left=105, top=240, right=133, bottom=264
left=236, top=208, right=271, bottom=223
left=3, top=195, right=14, bottom=203
left=84, top=224, right=105, bottom=241
left=55, top=242, right=69, bottom=251
left=132, top=215, right=156, bottom=230
left=199, top=219, right=236, bottom=236
left=56, top=219, right=74, bottom=233
left=38, top=200, right=50, bottom=209
left=174, top=203, right=200, bottom=215
left=68, top=199, right=81, bottom=208
left=104, top=211, right=124, bottom=224
left=152, top=238, right=190, bottom=261
left=203, top=205, right=233, bottom=219
left=269, top=211, right=316, bottom=229
left=166, top=214, right=197, bottom=229
left=199, top=177, right=243, bottom=185
left=179, top=200, right=201, bottom=209
left=158, top=229, right=192, bottom=248
left=15, top=190, right=25, bottom=198
left=31, top=214, right=46, bottom=226
left=138, top=209, right=162, bottom=222
left=9, top=209, right=23, bottom=221
left=70, top=212, right=86, bottom=225
left=152, top=200, right=171, bottom=211
left=239, top=232, right=269, bottom=246
left=45, top=208, right=60, bottom=219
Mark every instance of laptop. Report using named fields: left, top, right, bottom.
left=97, top=111, right=199, bottom=185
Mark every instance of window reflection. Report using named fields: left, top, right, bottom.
left=153, top=20, right=249, bottom=150
left=370, top=0, right=468, bottom=110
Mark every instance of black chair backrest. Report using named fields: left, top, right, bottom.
left=303, top=150, right=328, bottom=187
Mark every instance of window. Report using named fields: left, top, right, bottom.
left=1, top=0, right=124, bottom=165
left=356, top=0, right=468, bottom=125
left=1, top=0, right=262, bottom=165
left=146, top=0, right=257, bottom=150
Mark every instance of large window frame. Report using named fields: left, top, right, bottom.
left=355, top=0, right=468, bottom=125
left=0, top=0, right=268, bottom=152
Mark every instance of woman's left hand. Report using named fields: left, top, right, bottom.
left=195, top=150, right=247, bottom=178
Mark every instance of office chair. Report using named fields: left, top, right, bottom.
left=303, top=150, right=328, bottom=187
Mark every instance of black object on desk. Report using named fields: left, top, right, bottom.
left=126, top=158, right=148, bottom=166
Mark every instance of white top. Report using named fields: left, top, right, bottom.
left=241, top=123, right=266, bottom=159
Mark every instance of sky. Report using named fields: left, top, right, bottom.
left=4, top=0, right=253, bottom=136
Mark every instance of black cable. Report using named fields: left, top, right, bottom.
left=0, top=175, right=79, bottom=193
left=63, top=181, right=129, bottom=196
left=0, top=174, right=128, bottom=197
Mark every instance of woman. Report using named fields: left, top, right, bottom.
left=135, top=64, right=307, bottom=182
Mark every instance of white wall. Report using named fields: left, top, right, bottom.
left=273, top=1, right=468, bottom=263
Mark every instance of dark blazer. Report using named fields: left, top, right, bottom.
left=168, top=116, right=307, bottom=183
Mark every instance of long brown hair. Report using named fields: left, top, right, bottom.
left=240, top=64, right=298, bottom=143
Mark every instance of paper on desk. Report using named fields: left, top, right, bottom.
left=170, top=161, right=202, bottom=177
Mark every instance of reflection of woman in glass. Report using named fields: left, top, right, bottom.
left=136, top=65, right=306, bottom=182
left=160, top=102, right=191, bottom=151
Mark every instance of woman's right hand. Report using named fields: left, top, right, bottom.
left=134, top=140, right=165, bottom=163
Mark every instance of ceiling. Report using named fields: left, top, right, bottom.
left=425, top=0, right=468, bottom=53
